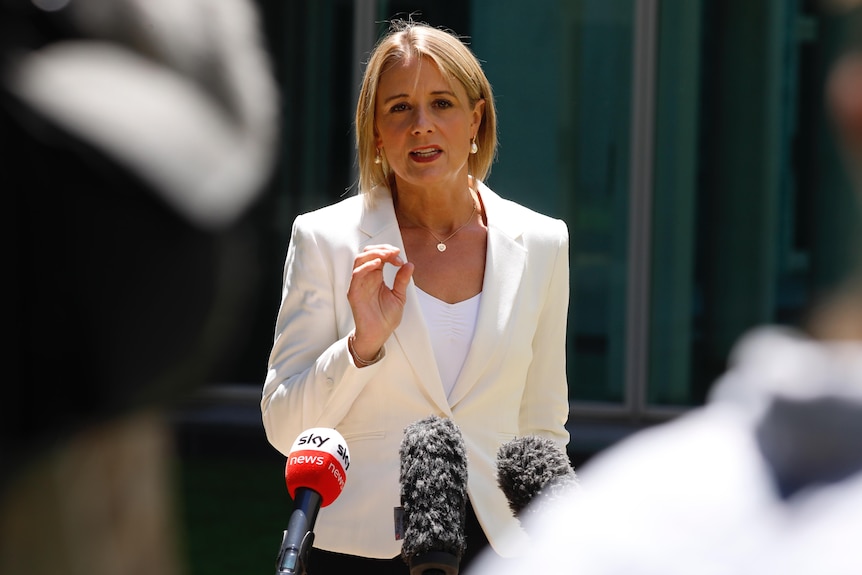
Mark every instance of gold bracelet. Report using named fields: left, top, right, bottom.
left=348, top=335, right=383, bottom=366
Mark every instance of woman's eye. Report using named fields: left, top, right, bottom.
left=434, top=99, right=453, bottom=109
left=390, top=102, right=409, bottom=112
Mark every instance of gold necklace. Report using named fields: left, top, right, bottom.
left=422, top=203, right=477, bottom=252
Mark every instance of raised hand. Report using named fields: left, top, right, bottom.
left=346, top=244, right=414, bottom=363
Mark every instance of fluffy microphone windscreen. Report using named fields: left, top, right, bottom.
left=496, top=435, right=578, bottom=519
left=399, top=415, right=468, bottom=564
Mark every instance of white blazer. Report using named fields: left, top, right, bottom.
left=261, top=180, right=570, bottom=559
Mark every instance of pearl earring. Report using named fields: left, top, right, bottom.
left=470, top=139, right=478, bottom=154
left=374, top=148, right=382, bottom=164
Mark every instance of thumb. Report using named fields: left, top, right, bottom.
left=391, top=262, right=415, bottom=301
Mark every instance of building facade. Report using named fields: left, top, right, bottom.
left=228, top=0, right=860, bottom=456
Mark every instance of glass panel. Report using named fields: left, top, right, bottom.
left=473, top=0, right=635, bottom=404
left=220, top=0, right=360, bottom=383
left=561, top=1, right=636, bottom=404
left=646, top=0, right=703, bottom=406
left=647, top=0, right=858, bottom=407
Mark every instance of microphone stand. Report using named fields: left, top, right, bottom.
left=275, top=488, right=322, bottom=575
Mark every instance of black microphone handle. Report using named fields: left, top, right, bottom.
left=409, top=550, right=461, bottom=575
left=275, top=487, right=322, bottom=575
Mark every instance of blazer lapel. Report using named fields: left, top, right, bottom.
left=360, top=187, right=452, bottom=416
left=448, top=185, right=526, bottom=408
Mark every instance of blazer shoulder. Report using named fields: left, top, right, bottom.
left=294, top=192, right=365, bottom=230
left=480, top=182, right=568, bottom=242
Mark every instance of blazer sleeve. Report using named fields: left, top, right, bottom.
left=260, top=213, right=384, bottom=455
left=518, top=218, right=571, bottom=449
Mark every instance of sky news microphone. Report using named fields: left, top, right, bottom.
left=496, top=435, right=578, bottom=527
left=399, top=415, right=468, bottom=575
left=275, top=427, right=350, bottom=575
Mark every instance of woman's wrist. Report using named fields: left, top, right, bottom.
left=348, top=334, right=383, bottom=367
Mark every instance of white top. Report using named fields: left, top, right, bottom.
left=415, top=287, right=481, bottom=399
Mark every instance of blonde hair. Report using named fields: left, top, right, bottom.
left=354, top=19, right=497, bottom=197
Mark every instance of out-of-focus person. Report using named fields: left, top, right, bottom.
left=1, top=0, right=278, bottom=574
left=467, top=3, right=862, bottom=575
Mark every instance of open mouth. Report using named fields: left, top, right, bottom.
left=410, top=147, right=442, bottom=160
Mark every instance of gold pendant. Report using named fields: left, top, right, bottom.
left=437, top=243, right=447, bottom=252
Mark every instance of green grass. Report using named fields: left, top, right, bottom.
left=174, top=453, right=293, bottom=575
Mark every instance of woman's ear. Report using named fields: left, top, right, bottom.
left=374, top=128, right=383, bottom=149
left=471, top=98, right=486, bottom=132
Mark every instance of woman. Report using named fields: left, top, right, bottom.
left=261, top=19, right=570, bottom=573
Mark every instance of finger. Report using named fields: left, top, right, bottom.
left=358, top=244, right=404, bottom=266
left=350, top=257, right=385, bottom=285
left=391, top=262, right=415, bottom=301
left=362, top=243, right=399, bottom=252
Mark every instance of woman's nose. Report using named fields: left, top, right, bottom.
left=411, top=108, right=434, bottom=135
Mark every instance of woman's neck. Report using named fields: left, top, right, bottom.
left=392, top=178, right=478, bottom=233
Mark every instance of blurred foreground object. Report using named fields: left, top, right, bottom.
left=3, top=0, right=279, bottom=228
left=468, top=327, right=862, bottom=575
left=2, top=0, right=279, bottom=573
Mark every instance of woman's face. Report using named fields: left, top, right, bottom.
left=374, top=56, right=484, bottom=193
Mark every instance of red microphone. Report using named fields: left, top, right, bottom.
left=275, top=428, right=350, bottom=575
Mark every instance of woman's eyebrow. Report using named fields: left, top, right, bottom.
left=381, top=89, right=457, bottom=105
